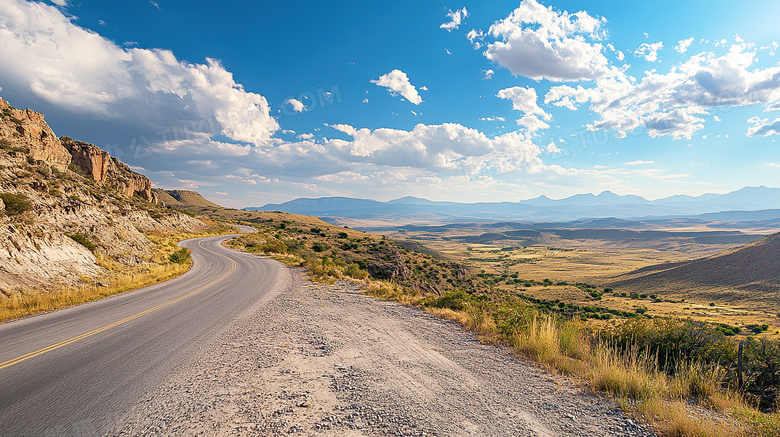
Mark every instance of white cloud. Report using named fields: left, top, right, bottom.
left=371, top=69, right=423, bottom=105
left=624, top=160, right=654, bottom=166
left=544, top=84, right=596, bottom=110
left=747, top=116, right=780, bottom=137
left=149, top=1, right=160, bottom=10
left=441, top=7, right=468, bottom=31
left=496, top=86, right=550, bottom=120
left=765, top=101, right=780, bottom=112
left=466, top=29, right=485, bottom=49
left=482, top=69, right=494, bottom=80
left=285, top=98, right=305, bottom=113
left=49, top=0, right=68, bottom=6
left=675, top=37, right=694, bottom=54
left=479, top=0, right=613, bottom=81
left=635, top=41, right=663, bottom=62
left=480, top=116, right=505, bottom=122
left=517, top=115, right=550, bottom=134
left=545, top=44, right=780, bottom=139
left=328, top=123, right=543, bottom=175
left=0, top=0, right=279, bottom=145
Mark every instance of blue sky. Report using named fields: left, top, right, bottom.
left=0, top=0, right=779, bottom=207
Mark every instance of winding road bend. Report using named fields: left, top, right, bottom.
left=0, top=231, right=284, bottom=436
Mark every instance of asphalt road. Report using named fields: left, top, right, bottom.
left=0, top=232, right=284, bottom=436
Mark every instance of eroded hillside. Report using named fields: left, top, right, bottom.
left=0, top=97, right=206, bottom=294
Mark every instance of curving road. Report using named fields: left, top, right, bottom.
left=0, top=231, right=285, bottom=436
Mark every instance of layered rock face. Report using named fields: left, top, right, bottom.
left=63, top=140, right=157, bottom=202
left=1, top=97, right=157, bottom=202
left=0, top=97, right=206, bottom=294
left=0, top=98, right=71, bottom=168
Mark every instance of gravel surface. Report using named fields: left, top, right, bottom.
left=109, top=268, right=656, bottom=436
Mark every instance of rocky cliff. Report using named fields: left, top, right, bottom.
left=0, top=98, right=71, bottom=168
left=63, top=139, right=157, bottom=202
left=0, top=97, right=206, bottom=294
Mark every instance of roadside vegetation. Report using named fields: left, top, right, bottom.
left=227, top=212, right=780, bottom=437
left=0, top=222, right=233, bottom=323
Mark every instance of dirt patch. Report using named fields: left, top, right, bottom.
left=109, top=269, right=655, bottom=436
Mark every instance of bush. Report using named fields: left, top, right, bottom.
left=1, top=193, right=32, bottom=216
left=345, top=263, right=369, bottom=280
left=431, top=290, right=474, bottom=311
left=68, top=233, right=96, bottom=253
left=312, top=241, right=328, bottom=252
left=169, top=248, right=191, bottom=264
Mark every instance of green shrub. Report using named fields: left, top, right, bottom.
left=169, top=248, right=191, bottom=264
left=344, top=263, right=369, bottom=279
left=1, top=193, right=32, bottom=216
left=312, top=241, right=328, bottom=252
left=68, top=233, right=96, bottom=253
left=175, top=208, right=197, bottom=217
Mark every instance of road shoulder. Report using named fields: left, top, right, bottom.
left=110, top=269, right=654, bottom=436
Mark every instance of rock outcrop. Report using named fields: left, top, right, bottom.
left=367, top=244, right=411, bottom=280
left=0, top=98, right=71, bottom=168
left=63, top=140, right=157, bottom=202
left=0, top=97, right=207, bottom=294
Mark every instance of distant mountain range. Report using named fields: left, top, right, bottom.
left=245, top=186, right=780, bottom=223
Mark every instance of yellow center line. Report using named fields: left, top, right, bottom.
left=0, top=239, right=237, bottom=371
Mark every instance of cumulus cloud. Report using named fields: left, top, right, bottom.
left=496, top=86, right=549, bottom=119
left=285, top=98, right=305, bottom=113
left=496, top=86, right=551, bottom=135
left=371, top=69, right=423, bottom=105
left=441, top=7, right=468, bottom=31
left=517, top=115, right=550, bottom=133
left=635, top=41, right=663, bottom=62
left=676, top=37, right=694, bottom=54
left=482, top=69, right=494, bottom=80
left=545, top=44, right=780, bottom=139
left=327, top=123, right=542, bottom=173
left=479, top=0, right=613, bottom=81
left=0, top=0, right=279, bottom=145
left=747, top=116, right=780, bottom=137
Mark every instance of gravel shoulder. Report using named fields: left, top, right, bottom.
left=109, top=267, right=655, bottom=436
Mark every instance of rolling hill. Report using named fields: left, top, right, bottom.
left=611, top=232, right=780, bottom=307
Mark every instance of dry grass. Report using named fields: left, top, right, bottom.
left=0, top=262, right=190, bottom=323
left=0, top=225, right=234, bottom=323
left=363, top=289, right=778, bottom=437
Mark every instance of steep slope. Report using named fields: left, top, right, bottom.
left=0, top=97, right=206, bottom=293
